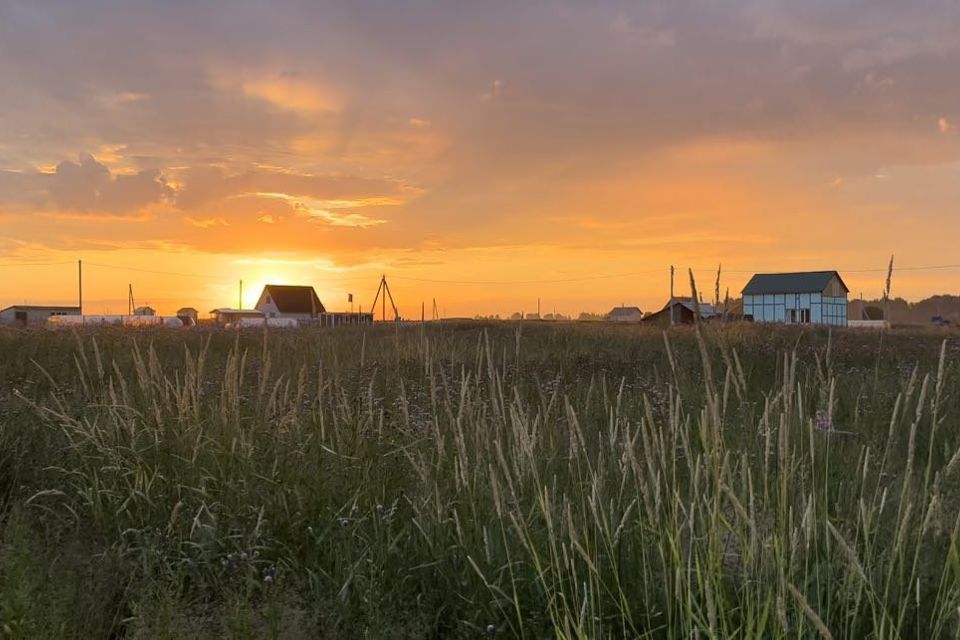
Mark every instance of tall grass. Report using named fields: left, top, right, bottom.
left=0, top=323, right=958, bottom=637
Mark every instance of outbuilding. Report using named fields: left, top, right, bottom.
left=742, top=271, right=848, bottom=326
left=606, top=306, right=643, bottom=322
left=176, top=307, right=199, bottom=326
left=642, top=298, right=718, bottom=325
left=0, top=305, right=81, bottom=326
left=210, top=308, right=265, bottom=325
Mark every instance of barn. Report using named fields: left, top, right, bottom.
left=742, top=271, right=848, bottom=326
left=255, top=285, right=326, bottom=319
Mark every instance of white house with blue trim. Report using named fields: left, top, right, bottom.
left=742, top=271, right=849, bottom=327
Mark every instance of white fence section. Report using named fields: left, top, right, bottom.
left=848, top=320, right=889, bottom=330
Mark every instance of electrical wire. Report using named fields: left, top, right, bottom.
left=0, top=261, right=76, bottom=267
left=2, top=259, right=958, bottom=288
left=391, top=267, right=669, bottom=285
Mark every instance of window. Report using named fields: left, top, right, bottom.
left=800, top=309, right=811, bottom=323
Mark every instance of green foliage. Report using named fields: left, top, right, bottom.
left=0, top=322, right=959, bottom=637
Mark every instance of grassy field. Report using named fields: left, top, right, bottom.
left=0, top=321, right=959, bottom=638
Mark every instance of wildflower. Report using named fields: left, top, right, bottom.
left=486, top=624, right=496, bottom=635
left=263, top=575, right=273, bottom=584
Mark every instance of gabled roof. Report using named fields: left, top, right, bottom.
left=641, top=298, right=718, bottom=322
left=257, top=284, right=326, bottom=314
left=670, top=297, right=718, bottom=316
left=607, top=306, right=642, bottom=317
left=742, top=271, right=848, bottom=295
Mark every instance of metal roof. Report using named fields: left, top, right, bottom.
left=0, top=305, right=80, bottom=313
left=209, top=308, right=264, bottom=315
left=741, top=271, right=848, bottom=295
left=668, top=297, right=719, bottom=316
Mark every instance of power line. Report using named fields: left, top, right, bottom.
left=0, top=261, right=75, bottom=267
left=83, top=261, right=384, bottom=291
left=689, top=263, right=960, bottom=275
left=84, top=261, right=237, bottom=282
left=2, top=259, right=957, bottom=286
left=391, top=268, right=669, bottom=285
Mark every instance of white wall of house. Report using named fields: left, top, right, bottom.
left=255, top=295, right=317, bottom=319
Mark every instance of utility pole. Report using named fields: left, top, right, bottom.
left=128, top=284, right=135, bottom=315
left=421, top=301, right=425, bottom=324
left=537, top=297, right=541, bottom=319
left=239, top=280, right=243, bottom=309
left=669, top=265, right=675, bottom=327
left=78, top=259, right=83, bottom=314
left=369, top=274, right=400, bottom=322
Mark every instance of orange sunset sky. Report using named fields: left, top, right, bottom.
left=1, top=1, right=958, bottom=317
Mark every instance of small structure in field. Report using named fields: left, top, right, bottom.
left=742, top=271, right=848, bottom=326
left=176, top=307, right=199, bottom=326
left=255, top=284, right=325, bottom=319
left=848, top=300, right=884, bottom=321
left=643, top=298, right=718, bottom=325
left=210, top=308, right=265, bottom=325
left=133, top=305, right=156, bottom=316
left=0, top=305, right=81, bottom=326
left=606, top=306, right=643, bottom=323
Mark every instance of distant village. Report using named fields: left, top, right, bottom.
left=0, top=270, right=953, bottom=329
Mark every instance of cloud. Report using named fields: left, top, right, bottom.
left=175, top=166, right=412, bottom=211
left=608, top=14, right=675, bottom=47
left=938, top=117, right=955, bottom=134
left=481, top=79, right=504, bottom=102
left=183, top=216, right=230, bottom=228
left=0, top=154, right=171, bottom=216
left=0, top=170, right=43, bottom=213
left=46, top=154, right=172, bottom=214
left=241, top=75, right=340, bottom=112
left=253, top=192, right=387, bottom=228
